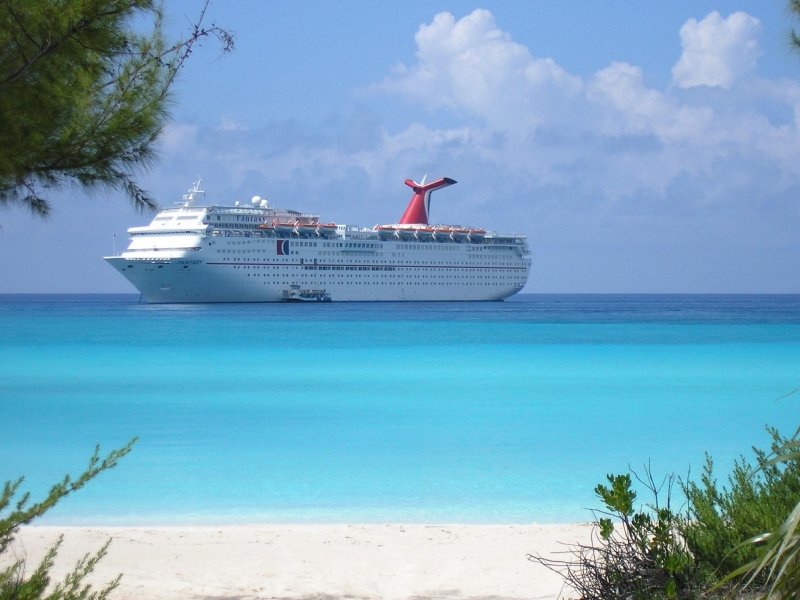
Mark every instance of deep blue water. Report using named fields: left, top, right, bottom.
left=1, top=294, right=799, bottom=524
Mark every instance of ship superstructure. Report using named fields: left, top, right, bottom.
left=105, top=177, right=531, bottom=302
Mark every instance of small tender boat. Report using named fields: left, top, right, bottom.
left=451, top=228, right=469, bottom=240
left=468, top=228, right=485, bottom=241
left=282, top=285, right=332, bottom=302
left=258, top=223, right=275, bottom=230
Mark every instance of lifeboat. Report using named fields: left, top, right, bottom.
left=376, top=225, right=397, bottom=239
left=433, top=227, right=452, bottom=241
left=415, top=227, right=434, bottom=240
left=258, top=222, right=275, bottom=231
left=296, top=221, right=319, bottom=235
left=273, top=220, right=296, bottom=234
left=316, top=223, right=337, bottom=236
left=468, top=228, right=486, bottom=241
left=451, top=228, right=469, bottom=241
left=397, top=227, right=417, bottom=239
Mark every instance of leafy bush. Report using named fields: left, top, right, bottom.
left=713, top=424, right=800, bottom=600
left=682, top=427, right=800, bottom=586
left=530, top=469, right=702, bottom=600
left=0, top=440, right=135, bottom=600
left=530, top=427, right=800, bottom=599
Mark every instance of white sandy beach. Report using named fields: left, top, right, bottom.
left=8, top=524, right=591, bottom=600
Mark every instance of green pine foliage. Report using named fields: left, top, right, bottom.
left=0, top=0, right=232, bottom=216
left=790, top=0, right=800, bottom=50
left=0, top=440, right=135, bottom=600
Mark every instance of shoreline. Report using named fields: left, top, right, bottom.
left=9, top=523, right=592, bottom=600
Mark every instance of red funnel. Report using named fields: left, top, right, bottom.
left=398, top=177, right=457, bottom=225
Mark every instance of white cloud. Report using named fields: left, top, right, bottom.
left=159, top=123, right=198, bottom=153
left=155, top=10, right=800, bottom=231
left=590, top=62, right=675, bottom=134
left=218, top=115, right=248, bottom=132
left=377, top=9, right=582, bottom=132
left=671, top=11, right=763, bottom=90
left=588, top=62, right=715, bottom=145
left=369, top=9, right=800, bottom=194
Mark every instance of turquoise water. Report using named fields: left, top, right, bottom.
left=1, top=294, right=799, bottom=524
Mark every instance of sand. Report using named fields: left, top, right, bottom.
left=6, top=524, right=592, bottom=600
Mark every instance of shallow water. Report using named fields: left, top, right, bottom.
left=1, top=294, right=799, bottom=524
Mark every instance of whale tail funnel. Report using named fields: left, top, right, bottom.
left=398, top=177, right=457, bottom=225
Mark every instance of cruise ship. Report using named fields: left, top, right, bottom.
left=105, top=177, right=531, bottom=302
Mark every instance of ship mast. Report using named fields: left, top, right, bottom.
left=181, top=177, right=204, bottom=206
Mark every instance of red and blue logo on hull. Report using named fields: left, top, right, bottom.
left=277, top=240, right=290, bottom=255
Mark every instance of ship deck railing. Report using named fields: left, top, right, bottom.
left=212, top=207, right=320, bottom=219
left=207, top=228, right=527, bottom=247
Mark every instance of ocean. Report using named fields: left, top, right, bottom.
left=1, top=294, right=799, bottom=525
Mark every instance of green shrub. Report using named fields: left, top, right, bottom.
left=682, top=427, right=800, bottom=586
left=531, top=427, right=800, bottom=599
left=530, top=469, right=702, bottom=600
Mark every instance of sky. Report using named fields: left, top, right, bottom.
left=2, top=0, right=800, bottom=293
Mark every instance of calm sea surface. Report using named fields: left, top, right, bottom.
left=1, top=294, right=799, bottom=524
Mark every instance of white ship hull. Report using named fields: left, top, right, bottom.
left=105, top=178, right=532, bottom=303
left=106, top=243, right=528, bottom=303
